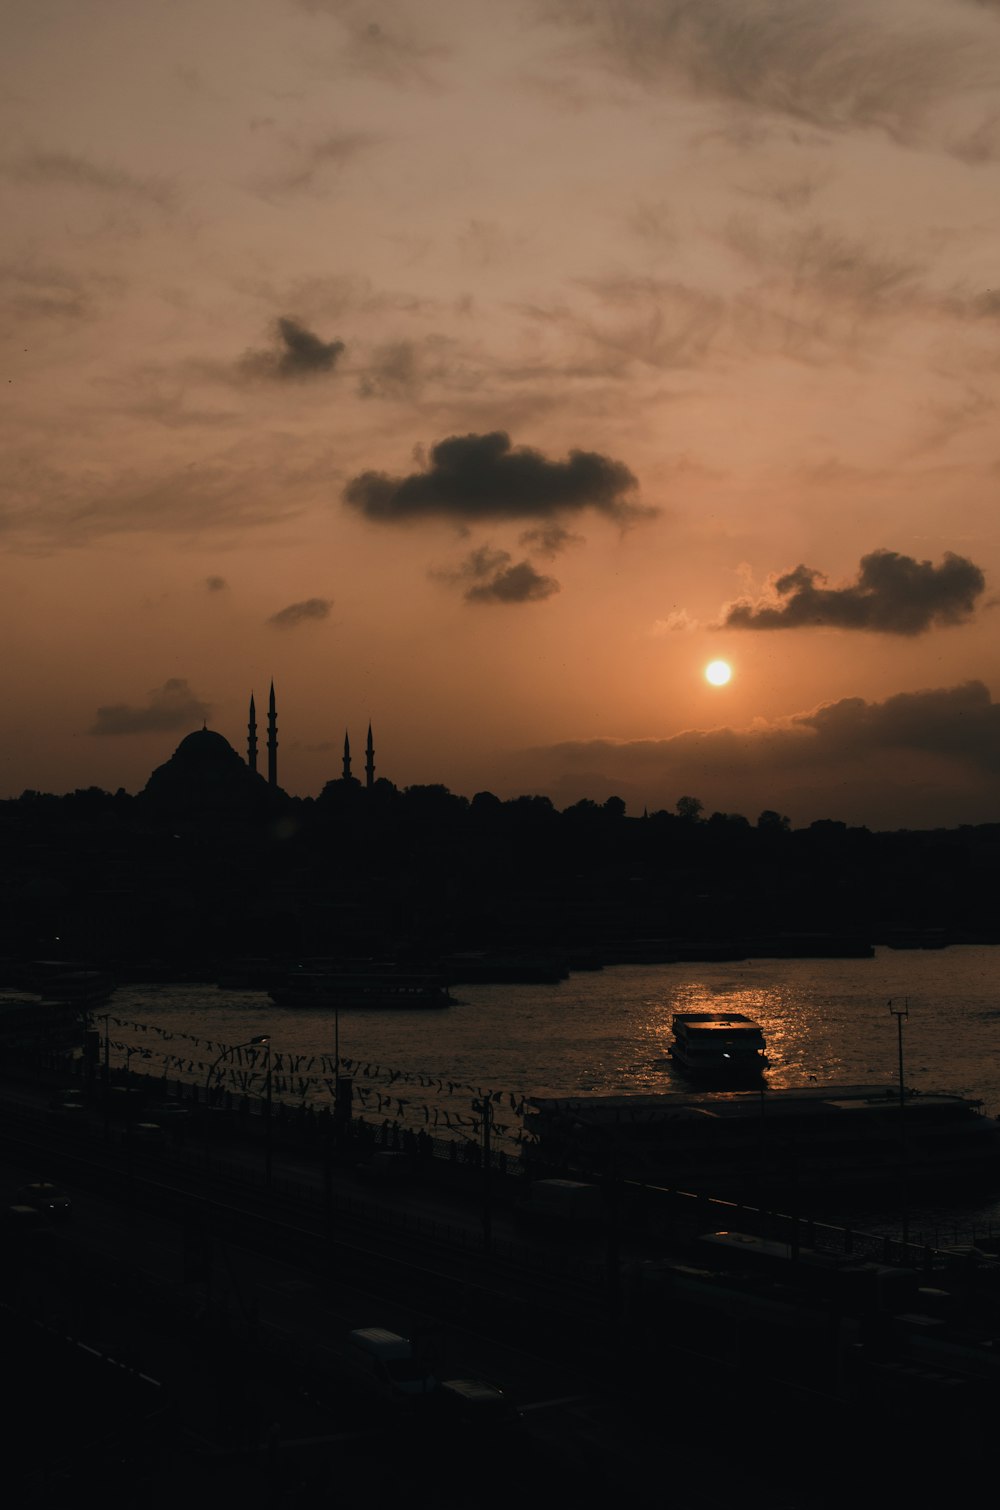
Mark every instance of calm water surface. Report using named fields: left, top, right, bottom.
left=107, top=945, right=1000, bottom=1234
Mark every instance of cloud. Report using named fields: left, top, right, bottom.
left=0, top=259, right=122, bottom=331
left=267, top=596, right=332, bottom=628
left=7, top=148, right=176, bottom=207
left=355, top=336, right=471, bottom=400
left=344, top=430, right=646, bottom=525
left=541, top=0, right=999, bottom=153
left=241, top=317, right=345, bottom=380
left=542, top=276, right=728, bottom=372
left=289, top=5, right=448, bottom=88
left=515, top=681, right=1000, bottom=827
left=255, top=129, right=385, bottom=194
left=651, top=610, right=697, bottom=634
left=205, top=576, right=228, bottom=592
left=0, top=442, right=328, bottom=549
left=518, top=523, right=584, bottom=557
left=90, top=678, right=210, bottom=736
left=467, top=560, right=560, bottom=604
left=725, top=221, right=922, bottom=319
left=720, top=550, right=986, bottom=635
left=432, top=545, right=560, bottom=605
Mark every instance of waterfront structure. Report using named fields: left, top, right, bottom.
left=526, top=1083, right=1000, bottom=1197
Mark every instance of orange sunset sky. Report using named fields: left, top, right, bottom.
left=4, top=0, right=1000, bottom=828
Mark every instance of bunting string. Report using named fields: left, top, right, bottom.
left=100, top=1017, right=533, bottom=1147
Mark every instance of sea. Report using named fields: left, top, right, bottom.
left=105, top=944, right=1000, bottom=1242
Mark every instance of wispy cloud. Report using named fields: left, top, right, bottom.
left=267, top=596, right=332, bottom=628
left=253, top=128, right=384, bottom=194
left=540, top=0, right=1000, bottom=155
left=7, top=148, right=176, bottom=207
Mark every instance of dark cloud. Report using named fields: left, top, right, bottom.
left=344, top=430, right=645, bottom=525
left=516, top=681, right=1000, bottom=827
left=433, top=545, right=560, bottom=605
left=721, top=550, right=986, bottom=635
left=241, top=317, right=345, bottom=380
left=798, top=681, right=1000, bottom=767
left=467, top=561, right=559, bottom=604
left=90, top=678, right=210, bottom=737
left=8, top=149, right=176, bottom=207
left=205, top=576, right=228, bottom=592
left=267, top=596, right=332, bottom=629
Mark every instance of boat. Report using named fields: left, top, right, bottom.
left=269, top=966, right=452, bottom=1010
left=669, top=1012, right=769, bottom=1085
left=524, top=1083, right=1000, bottom=1200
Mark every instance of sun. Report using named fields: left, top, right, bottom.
left=705, top=659, right=732, bottom=686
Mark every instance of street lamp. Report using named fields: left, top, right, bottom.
left=203, top=1034, right=270, bottom=1096
left=472, top=1094, right=493, bottom=1245
left=889, top=999, right=909, bottom=1243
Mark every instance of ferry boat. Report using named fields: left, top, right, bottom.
left=269, top=966, right=452, bottom=1011
left=669, top=1012, right=769, bottom=1085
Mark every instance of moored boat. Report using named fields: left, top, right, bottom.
left=270, top=966, right=452, bottom=1010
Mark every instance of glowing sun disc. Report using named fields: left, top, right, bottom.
left=705, top=660, right=732, bottom=686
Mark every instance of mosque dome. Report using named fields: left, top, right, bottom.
left=142, top=726, right=278, bottom=814
left=172, top=728, right=244, bottom=766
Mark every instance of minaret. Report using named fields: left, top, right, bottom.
left=267, top=681, right=278, bottom=788
left=247, top=693, right=258, bottom=773
left=342, top=730, right=352, bottom=781
left=365, top=722, right=375, bottom=790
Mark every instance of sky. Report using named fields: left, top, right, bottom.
left=4, top=0, right=1000, bottom=828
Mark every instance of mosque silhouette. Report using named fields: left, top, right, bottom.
left=142, top=684, right=374, bottom=812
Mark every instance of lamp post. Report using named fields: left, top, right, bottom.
left=263, top=1038, right=273, bottom=1188
left=203, top=1034, right=270, bottom=1097
left=472, top=1094, right=493, bottom=1246
left=100, top=1011, right=111, bottom=1140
